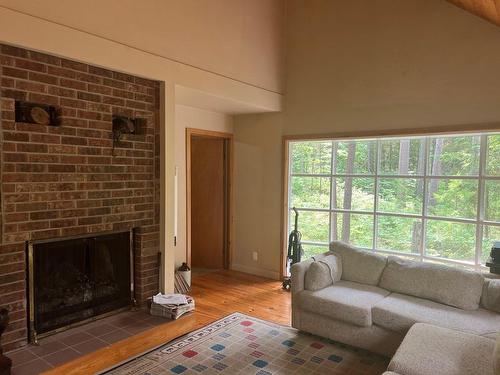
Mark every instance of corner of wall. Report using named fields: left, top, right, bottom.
left=232, top=112, right=284, bottom=278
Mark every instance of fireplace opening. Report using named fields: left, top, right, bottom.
left=27, top=230, right=134, bottom=343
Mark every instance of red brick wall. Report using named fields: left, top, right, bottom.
left=0, top=44, right=161, bottom=351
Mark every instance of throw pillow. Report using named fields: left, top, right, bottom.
left=305, top=254, right=342, bottom=291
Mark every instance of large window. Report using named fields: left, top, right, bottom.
left=287, top=133, right=500, bottom=269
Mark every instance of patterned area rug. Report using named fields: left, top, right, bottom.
left=104, top=313, right=388, bottom=375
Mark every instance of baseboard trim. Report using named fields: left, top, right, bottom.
left=230, top=263, right=280, bottom=280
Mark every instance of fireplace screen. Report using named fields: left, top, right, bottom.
left=27, top=231, right=133, bottom=343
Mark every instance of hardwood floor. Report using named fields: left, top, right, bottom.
left=191, top=269, right=291, bottom=326
left=42, top=270, right=290, bottom=375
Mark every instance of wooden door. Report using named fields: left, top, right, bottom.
left=190, top=136, right=226, bottom=269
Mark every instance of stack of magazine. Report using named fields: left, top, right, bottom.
left=150, top=293, right=195, bottom=320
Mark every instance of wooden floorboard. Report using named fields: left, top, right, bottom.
left=42, top=270, right=290, bottom=375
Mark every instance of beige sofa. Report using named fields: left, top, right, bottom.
left=383, top=324, right=498, bottom=375
left=291, top=241, right=500, bottom=374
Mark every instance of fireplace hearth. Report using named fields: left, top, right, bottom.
left=27, top=231, right=134, bottom=344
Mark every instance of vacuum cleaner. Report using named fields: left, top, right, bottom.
left=282, top=207, right=304, bottom=290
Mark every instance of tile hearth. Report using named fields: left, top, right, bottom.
left=7, top=309, right=169, bottom=375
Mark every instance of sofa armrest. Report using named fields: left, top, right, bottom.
left=291, top=258, right=313, bottom=296
left=290, top=253, right=336, bottom=329
left=290, top=258, right=313, bottom=328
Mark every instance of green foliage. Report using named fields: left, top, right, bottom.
left=487, top=135, right=500, bottom=175
left=291, top=176, right=330, bottom=208
left=335, top=178, right=374, bottom=211
left=301, top=244, right=329, bottom=259
left=378, top=178, right=422, bottom=214
left=428, top=136, right=480, bottom=176
left=378, top=216, right=421, bottom=253
left=335, top=213, right=373, bottom=248
left=336, top=141, right=375, bottom=174
left=291, top=141, right=331, bottom=174
left=427, top=179, right=477, bottom=219
left=290, top=210, right=329, bottom=243
left=290, top=135, right=500, bottom=265
left=486, top=181, right=499, bottom=222
left=380, top=139, right=424, bottom=175
left=426, top=221, right=476, bottom=261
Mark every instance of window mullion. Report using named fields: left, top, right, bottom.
left=373, top=139, right=380, bottom=251
left=420, top=137, right=430, bottom=262
left=329, top=141, right=337, bottom=243
left=475, top=135, right=487, bottom=267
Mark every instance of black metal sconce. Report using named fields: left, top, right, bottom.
left=111, top=115, right=146, bottom=154
left=15, top=101, right=58, bottom=126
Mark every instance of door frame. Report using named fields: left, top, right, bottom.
left=186, top=128, right=233, bottom=269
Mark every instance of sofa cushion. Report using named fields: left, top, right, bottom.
left=372, top=293, right=500, bottom=337
left=329, top=241, right=387, bottom=286
left=388, top=323, right=495, bottom=375
left=482, top=279, right=500, bottom=313
left=298, top=280, right=390, bottom=327
left=379, top=256, right=484, bottom=310
left=304, top=254, right=342, bottom=291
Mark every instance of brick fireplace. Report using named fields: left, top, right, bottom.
left=0, top=44, right=161, bottom=351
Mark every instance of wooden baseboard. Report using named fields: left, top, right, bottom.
left=230, top=263, right=280, bottom=280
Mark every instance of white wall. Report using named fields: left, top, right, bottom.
left=233, top=0, right=500, bottom=279
left=284, top=0, right=500, bottom=135
left=232, top=113, right=283, bottom=279
left=0, top=3, right=283, bottom=291
left=174, top=105, right=234, bottom=267
left=0, top=0, right=285, bottom=93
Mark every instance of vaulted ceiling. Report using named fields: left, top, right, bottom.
left=447, top=0, right=500, bottom=26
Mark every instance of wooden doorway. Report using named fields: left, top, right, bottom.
left=186, top=128, right=233, bottom=270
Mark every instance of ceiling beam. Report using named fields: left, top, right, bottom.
left=447, top=0, right=500, bottom=26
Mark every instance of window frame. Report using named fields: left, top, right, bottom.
left=284, top=132, right=500, bottom=275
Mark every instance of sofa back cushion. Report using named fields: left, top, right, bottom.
left=481, top=279, right=500, bottom=313
left=304, top=254, right=342, bottom=291
left=329, top=241, right=387, bottom=286
left=379, top=256, right=484, bottom=310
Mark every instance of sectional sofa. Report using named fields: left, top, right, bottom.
left=291, top=241, right=500, bottom=375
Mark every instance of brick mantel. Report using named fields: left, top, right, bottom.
left=0, top=44, right=161, bottom=351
